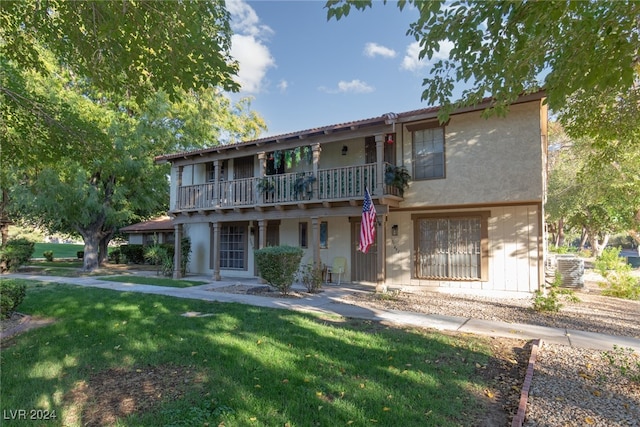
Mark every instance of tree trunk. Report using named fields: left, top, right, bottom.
left=98, top=230, right=114, bottom=265
left=0, top=188, right=10, bottom=247
left=579, top=228, right=589, bottom=251
left=557, top=218, right=565, bottom=247
left=587, top=232, right=610, bottom=258
left=81, top=230, right=101, bottom=271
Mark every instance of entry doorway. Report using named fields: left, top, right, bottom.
left=351, top=220, right=378, bottom=283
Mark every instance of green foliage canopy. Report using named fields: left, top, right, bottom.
left=2, top=53, right=265, bottom=271
left=545, top=124, right=640, bottom=255
left=1, top=0, right=240, bottom=102
left=326, top=1, right=640, bottom=120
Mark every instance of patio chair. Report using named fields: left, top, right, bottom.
left=330, top=256, right=347, bottom=285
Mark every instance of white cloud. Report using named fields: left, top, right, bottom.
left=230, top=34, right=275, bottom=94
left=319, top=79, right=375, bottom=94
left=277, top=80, right=289, bottom=92
left=401, top=40, right=454, bottom=72
left=227, top=0, right=273, bottom=39
left=227, top=0, right=276, bottom=93
left=363, top=42, right=396, bottom=59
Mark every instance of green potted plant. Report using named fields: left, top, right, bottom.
left=384, top=165, right=411, bottom=196
left=257, top=176, right=275, bottom=196
left=293, top=174, right=316, bottom=199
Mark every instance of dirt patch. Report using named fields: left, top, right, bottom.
left=63, top=365, right=206, bottom=426
left=474, top=336, right=532, bottom=426
left=0, top=313, right=56, bottom=345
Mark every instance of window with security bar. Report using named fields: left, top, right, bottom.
left=416, top=216, right=483, bottom=280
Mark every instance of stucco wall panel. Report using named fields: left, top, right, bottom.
left=401, top=102, right=544, bottom=208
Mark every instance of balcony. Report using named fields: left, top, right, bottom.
left=175, top=163, right=402, bottom=212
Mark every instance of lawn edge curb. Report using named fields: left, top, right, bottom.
left=511, top=338, right=542, bottom=427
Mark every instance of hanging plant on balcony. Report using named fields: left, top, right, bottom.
left=272, top=147, right=313, bottom=171
left=293, top=174, right=316, bottom=199
left=384, top=165, right=411, bottom=196
left=257, top=176, right=275, bottom=195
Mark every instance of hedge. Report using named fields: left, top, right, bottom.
left=0, top=279, right=27, bottom=318
left=0, top=238, right=35, bottom=272
left=254, top=245, right=303, bottom=294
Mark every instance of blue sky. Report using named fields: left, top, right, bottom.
left=227, top=0, right=456, bottom=137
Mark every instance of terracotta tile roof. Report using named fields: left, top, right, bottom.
left=155, top=91, right=545, bottom=163
left=119, top=216, right=173, bottom=233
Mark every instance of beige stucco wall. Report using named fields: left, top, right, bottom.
left=384, top=205, right=541, bottom=293
left=400, top=102, right=544, bottom=207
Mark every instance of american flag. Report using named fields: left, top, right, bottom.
left=358, top=188, right=376, bottom=253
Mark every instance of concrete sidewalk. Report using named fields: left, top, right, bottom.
left=6, top=273, right=640, bottom=352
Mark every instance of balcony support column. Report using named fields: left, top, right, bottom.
left=376, top=214, right=387, bottom=293
left=257, top=152, right=267, bottom=203
left=173, top=224, right=183, bottom=279
left=311, top=216, right=321, bottom=268
left=211, top=221, right=221, bottom=281
left=375, top=134, right=385, bottom=196
left=176, top=166, right=183, bottom=210
left=257, top=219, right=267, bottom=283
left=312, top=143, right=321, bottom=199
left=213, top=160, right=221, bottom=207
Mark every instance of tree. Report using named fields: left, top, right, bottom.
left=2, top=58, right=266, bottom=271
left=1, top=1, right=268, bottom=270
left=1, top=0, right=239, bottom=102
left=546, top=124, right=640, bottom=257
left=325, top=1, right=640, bottom=121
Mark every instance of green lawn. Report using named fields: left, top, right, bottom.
left=101, top=275, right=207, bottom=288
left=33, top=243, right=85, bottom=259
left=1, top=280, right=496, bottom=426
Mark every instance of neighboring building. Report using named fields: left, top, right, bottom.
left=155, top=92, right=548, bottom=294
left=119, top=216, right=174, bottom=245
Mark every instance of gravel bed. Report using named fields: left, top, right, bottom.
left=340, top=272, right=640, bottom=339
left=524, top=343, right=640, bottom=427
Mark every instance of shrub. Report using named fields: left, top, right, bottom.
left=144, top=243, right=173, bottom=277
left=0, top=238, right=35, bottom=272
left=109, top=248, right=122, bottom=264
left=599, top=267, right=640, bottom=300
left=43, top=250, right=54, bottom=262
left=299, top=263, right=323, bottom=293
left=0, top=280, right=27, bottom=318
left=180, top=236, right=191, bottom=276
left=594, top=247, right=627, bottom=275
left=596, top=247, right=640, bottom=300
left=602, top=345, right=640, bottom=383
left=77, top=251, right=84, bottom=259
left=532, top=271, right=580, bottom=312
left=254, top=245, right=303, bottom=294
left=120, top=244, right=145, bottom=264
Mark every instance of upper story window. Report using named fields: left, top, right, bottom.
left=409, top=122, right=445, bottom=180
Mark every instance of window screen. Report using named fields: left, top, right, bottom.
left=413, top=127, right=444, bottom=180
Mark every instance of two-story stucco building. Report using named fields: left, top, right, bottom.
left=155, top=91, right=548, bottom=294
